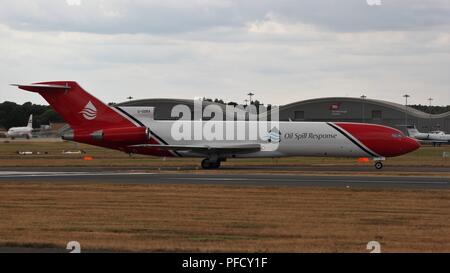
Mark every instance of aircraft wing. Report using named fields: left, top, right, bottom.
left=129, top=143, right=261, bottom=154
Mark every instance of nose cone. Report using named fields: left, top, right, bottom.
left=377, top=136, right=421, bottom=157
left=404, top=137, right=421, bottom=153
left=372, top=134, right=421, bottom=157
left=333, top=122, right=421, bottom=158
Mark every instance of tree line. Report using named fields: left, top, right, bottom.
left=1, top=101, right=449, bottom=129
left=0, top=101, right=63, bottom=129
left=409, top=104, right=450, bottom=115
left=202, top=97, right=273, bottom=114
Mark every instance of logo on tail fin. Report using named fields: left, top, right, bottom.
left=80, top=101, right=97, bottom=120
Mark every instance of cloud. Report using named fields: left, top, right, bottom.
left=0, top=1, right=449, bottom=106
left=0, top=0, right=240, bottom=34
left=0, top=0, right=449, bottom=34
left=66, top=0, right=82, bottom=6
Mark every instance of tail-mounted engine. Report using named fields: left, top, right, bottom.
left=63, top=127, right=151, bottom=144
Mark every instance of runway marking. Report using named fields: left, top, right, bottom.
left=0, top=171, right=155, bottom=178
left=176, top=177, right=448, bottom=185
left=0, top=172, right=448, bottom=187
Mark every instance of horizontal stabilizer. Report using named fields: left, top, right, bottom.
left=11, top=83, right=71, bottom=92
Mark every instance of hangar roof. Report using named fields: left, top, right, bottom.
left=116, top=98, right=226, bottom=108
left=280, top=97, right=450, bottom=119
left=116, top=97, right=450, bottom=119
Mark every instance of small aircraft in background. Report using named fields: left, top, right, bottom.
left=406, top=125, right=450, bottom=146
left=5, top=114, right=34, bottom=139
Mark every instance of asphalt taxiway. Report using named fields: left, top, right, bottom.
left=0, top=170, right=449, bottom=189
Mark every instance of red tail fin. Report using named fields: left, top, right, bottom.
left=14, top=81, right=137, bottom=131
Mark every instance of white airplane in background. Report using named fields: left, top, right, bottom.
left=6, top=114, right=33, bottom=139
left=407, top=125, right=450, bottom=146
left=12, top=81, right=420, bottom=169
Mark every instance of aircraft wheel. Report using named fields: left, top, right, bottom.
left=374, top=161, right=383, bottom=170
left=201, top=159, right=212, bottom=169
left=201, top=159, right=221, bottom=169
left=212, top=161, right=221, bottom=169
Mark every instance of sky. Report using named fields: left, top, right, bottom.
left=0, top=0, right=449, bottom=106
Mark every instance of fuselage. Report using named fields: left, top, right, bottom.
left=6, top=126, right=32, bottom=138
left=407, top=127, right=450, bottom=143
left=78, top=106, right=420, bottom=159
left=413, top=132, right=450, bottom=142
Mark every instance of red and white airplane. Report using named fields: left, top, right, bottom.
left=12, top=81, right=420, bottom=169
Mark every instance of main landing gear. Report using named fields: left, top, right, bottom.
left=373, top=157, right=385, bottom=170
left=201, top=158, right=221, bottom=169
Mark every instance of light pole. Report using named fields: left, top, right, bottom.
left=403, top=94, right=410, bottom=126
left=247, top=92, right=254, bottom=104
left=428, top=97, right=433, bottom=131
left=361, top=95, right=367, bottom=123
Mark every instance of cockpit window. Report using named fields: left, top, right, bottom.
left=392, top=133, right=403, bottom=138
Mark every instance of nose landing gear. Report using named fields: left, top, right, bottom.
left=373, top=157, right=385, bottom=170
left=374, top=161, right=383, bottom=170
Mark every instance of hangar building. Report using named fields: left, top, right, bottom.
left=117, top=97, right=450, bottom=133
left=279, top=97, right=450, bottom=133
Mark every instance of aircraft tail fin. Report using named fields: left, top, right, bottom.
left=12, top=81, right=139, bottom=132
left=406, top=125, right=420, bottom=137
left=27, top=114, right=33, bottom=128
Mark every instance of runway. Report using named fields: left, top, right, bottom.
left=0, top=170, right=449, bottom=188
left=1, top=165, right=449, bottom=173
